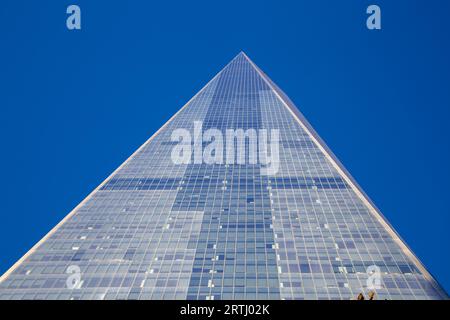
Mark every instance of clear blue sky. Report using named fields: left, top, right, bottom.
left=1, top=1, right=449, bottom=293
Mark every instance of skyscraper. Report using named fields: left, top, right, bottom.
left=0, top=52, right=447, bottom=300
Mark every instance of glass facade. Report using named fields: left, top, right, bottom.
left=0, top=52, right=447, bottom=300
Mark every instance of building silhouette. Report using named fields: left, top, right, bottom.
left=0, top=53, right=447, bottom=300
